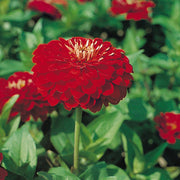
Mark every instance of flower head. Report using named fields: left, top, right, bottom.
left=27, top=0, right=67, bottom=19
left=110, top=0, right=155, bottom=21
left=32, top=37, right=133, bottom=113
left=0, top=79, right=10, bottom=113
left=0, top=153, right=8, bottom=180
left=154, top=112, right=180, bottom=144
left=0, top=72, right=54, bottom=122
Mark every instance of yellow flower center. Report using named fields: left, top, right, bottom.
left=166, top=123, right=177, bottom=130
left=8, top=79, right=32, bottom=89
left=66, top=39, right=103, bottom=62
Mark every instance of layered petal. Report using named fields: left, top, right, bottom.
left=32, top=37, right=133, bottom=112
left=110, top=0, right=155, bottom=21
left=0, top=72, right=55, bottom=122
left=27, top=0, right=67, bottom=19
left=154, top=112, right=180, bottom=144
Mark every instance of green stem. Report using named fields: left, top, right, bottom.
left=73, top=107, right=82, bottom=175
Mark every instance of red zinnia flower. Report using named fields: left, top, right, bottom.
left=0, top=153, right=8, bottom=180
left=32, top=37, right=133, bottom=113
left=154, top=112, right=180, bottom=144
left=0, top=79, right=10, bottom=113
left=27, top=0, right=67, bottom=19
left=110, top=0, right=155, bottom=21
left=0, top=72, right=54, bottom=122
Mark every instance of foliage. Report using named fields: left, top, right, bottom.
left=0, top=0, right=180, bottom=179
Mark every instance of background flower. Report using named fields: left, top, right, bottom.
left=110, top=0, right=155, bottom=21
left=27, top=0, right=67, bottom=19
left=0, top=153, right=8, bottom=180
left=154, top=112, right=180, bottom=144
left=0, top=72, right=54, bottom=122
left=32, top=37, right=133, bottom=112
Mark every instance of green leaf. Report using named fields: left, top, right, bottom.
left=135, top=168, right=171, bottom=180
left=48, top=167, right=80, bottom=180
left=88, top=111, right=124, bottom=144
left=0, top=60, right=25, bottom=77
left=120, top=124, right=144, bottom=174
left=80, top=161, right=130, bottom=180
left=2, top=123, right=37, bottom=179
left=127, top=49, right=144, bottom=66
left=166, top=166, right=180, bottom=179
left=86, top=111, right=125, bottom=159
left=50, top=116, right=74, bottom=162
left=0, top=0, right=10, bottom=15
left=5, top=116, right=21, bottom=137
left=153, top=16, right=180, bottom=32
left=37, top=172, right=54, bottom=180
left=123, top=27, right=146, bottom=54
left=149, top=53, right=178, bottom=70
left=32, top=19, right=44, bottom=44
left=154, top=99, right=177, bottom=115
left=128, top=98, right=147, bottom=122
left=171, top=0, right=180, bottom=24
left=84, top=137, right=106, bottom=160
left=0, top=9, right=35, bottom=22
left=80, top=123, right=93, bottom=149
left=168, top=139, right=180, bottom=150
left=38, top=167, right=81, bottom=180
left=18, top=32, right=37, bottom=70
left=155, top=73, right=170, bottom=88
left=0, top=94, right=19, bottom=135
left=145, top=143, right=168, bottom=169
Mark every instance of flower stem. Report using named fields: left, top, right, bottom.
left=73, top=107, right=82, bottom=175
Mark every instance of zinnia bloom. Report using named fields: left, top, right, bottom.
left=154, top=112, right=180, bottom=144
left=32, top=37, right=133, bottom=113
left=27, top=0, right=67, bottom=19
left=0, top=72, right=54, bottom=122
left=0, top=79, right=10, bottom=113
left=0, top=153, right=8, bottom=180
left=110, top=0, right=155, bottom=21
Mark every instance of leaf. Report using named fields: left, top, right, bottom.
left=154, top=99, right=177, bottom=115
left=135, top=168, right=171, bottom=180
left=37, top=172, right=54, bottom=180
left=120, top=124, right=144, bottom=174
left=168, top=139, right=180, bottom=150
left=166, top=166, right=180, bottom=179
left=149, top=53, right=177, bottom=70
left=79, top=161, right=130, bottom=180
left=88, top=111, right=124, bottom=144
left=127, top=49, right=144, bottom=66
left=38, top=167, right=81, bottom=180
left=153, top=16, right=180, bottom=32
left=84, top=137, right=106, bottom=160
left=5, top=116, right=21, bottom=137
left=0, top=9, right=35, bottom=22
left=155, top=73, right=170, bottom=88
left=18, top=32, right=37, bottom=70
left=80, top=123, right=92, bottom=149
left=0, top=94, right=19, bottom=135
left=145, top=143, right=168, bottom=169
left=123, top=27, right=146, bottom=54
left=48, top=167, right=80, bottom=180
left=2, top=123, right=37, bottom=179
left=32, top=19, right=44, bottom=44
left=50, top=116, right=74, bottom=161
left=128, top=98, right=147, bottom=122
left=0, top=60, right=25, bottom=77
left=0, top=0, right=10, bottom=15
